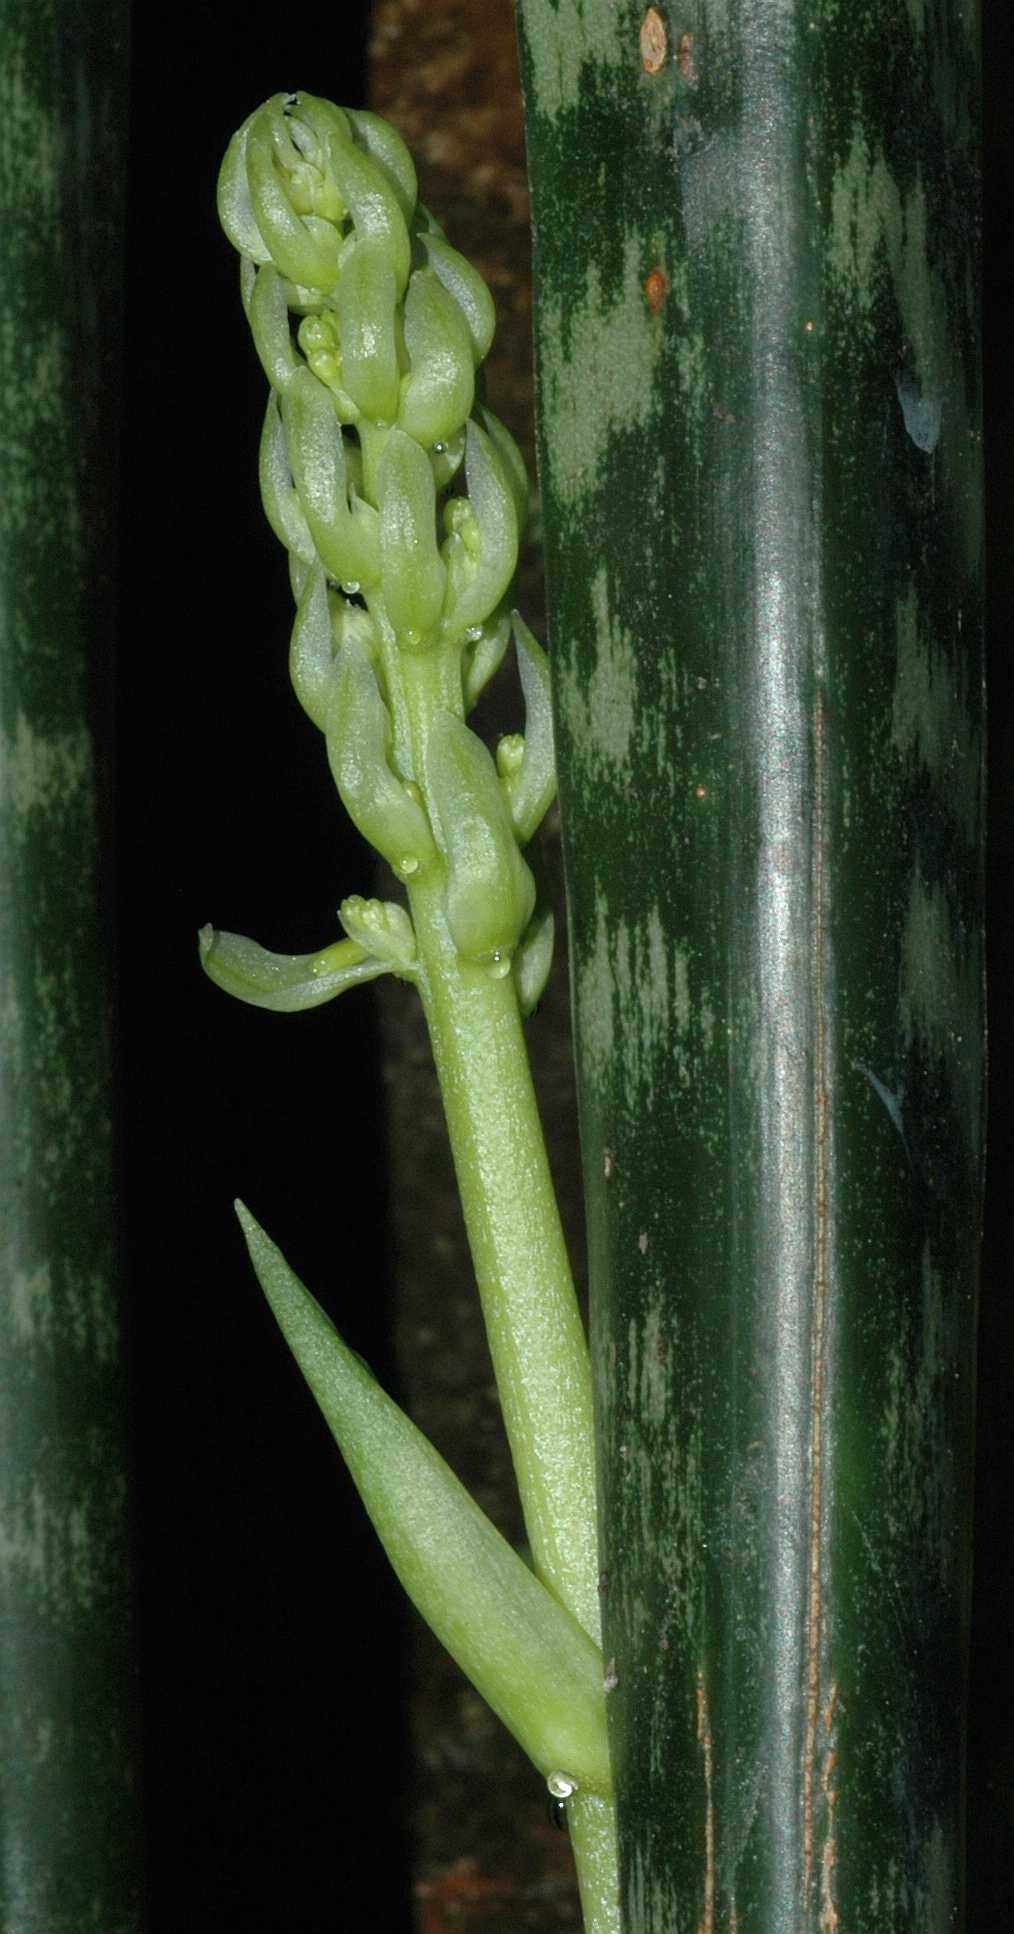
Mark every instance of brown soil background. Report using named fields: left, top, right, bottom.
left=370, top=3, right=588, bottom=1927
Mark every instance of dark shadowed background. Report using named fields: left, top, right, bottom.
left=120, top=3, right=1011, bottom=1929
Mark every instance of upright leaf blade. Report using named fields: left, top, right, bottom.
left=518, top=2, right=984, bottom=1929
left=0, top=3, right=140, bottom=1926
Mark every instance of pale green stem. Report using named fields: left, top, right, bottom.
left=379, top=542, right=615, bottom=1926
left=406, top=856, right=600, bottom=1642
left=388, top=642, right=599, bottom=1637
left=392, top=645, right=599, bottom=1632
left=408, top=863, right=619, bottom=1922
left=569, top=1796, right=621, bottom=1934
left=366, top=541, right=601, bottom=1642
left=388, top=639, right=599, bottom=1623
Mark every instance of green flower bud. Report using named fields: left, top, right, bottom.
left=344, top=107, right=418, bottom=223
left=399, top=267, right=475, bottom=449
left=500, top=612, right=557, bottom=844
left=441, top=420, right=519, bottom=645
left=289, top=565, right=377, bottom=732
left=259, top=393, right=315, bottom=569
left=264, top=94, right=348, bottom=223
left=237, top=100, right=341, bottom=292
left=314, top=97, right=411, bottom=295
left=297, top=313, right=360, bottom=422
left=425, top=710, right=535, bottom=965
left=333, top=240, right=401, bottom=426
left=219, top=93, right=415, bottom=308
left=326, top=639, right=436, bottom=874
left=281, top=365, right=380, bottom=588
left=246, top=263, right=302, bottom=394
left=376, top=427, right=447, bottom=646
left=339, top=895, right=417, bottom=972
left=217, top=109, right=279, bottom=264
left=288, top=561, right=334, bottom=728
left=444, top=495, right=480, bottom=555
left=416, top=227, right=496, bottom=366
left=496, top=732, right=525, bottom=780
left=199, top=926, right=387, bottom=1012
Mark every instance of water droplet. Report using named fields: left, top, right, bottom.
left=433, top=441, right=447, bottom=454
left=464, top=625, right=483, bottom=642
left=485, top=951, right=512, bottom=980
left=398, top=856, right=419, bottom=877
left=340, top=579, right=361, bottom=595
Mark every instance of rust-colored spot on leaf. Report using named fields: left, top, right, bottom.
left=645, top=266, right=668, bottom=312
left=677, top=30, right=697, bottom=83
left=695, top=1669, right=715, bottom=1934
left=640, top=7, right=667, bottom=74
left=819, top=1682, right=840, bottom=1931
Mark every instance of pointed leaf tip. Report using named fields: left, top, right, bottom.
left=233, top=1205, right=611, bottom=1796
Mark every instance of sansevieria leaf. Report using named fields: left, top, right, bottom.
left=518, top=3, right=983, bottom=1930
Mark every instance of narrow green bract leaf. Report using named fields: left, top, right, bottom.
left=235, top=1205, right=612, bottom=1797
left=281, top=366, right=381, bottom=589
left=288, top=562, right=336, bottom=729
left=199, top=927, right=388, bottom=1011
left=441, top=420, right=519, bottom=644
left=417, top=228, right=496, bottom=365
left=513, top=896, right=555, bottom=1019
left=462, top=604, right=512, bottom=711
left=326, top=639, right=436, bottom=874
left=477, top=406, right=529, bottom=535
left=503, top=611, right=557, bottom=843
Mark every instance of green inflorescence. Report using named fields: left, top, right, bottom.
left=205, top=91, right=556, bottom=1004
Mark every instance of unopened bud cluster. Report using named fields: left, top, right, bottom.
left=209, top=92, right=555, bottom=1005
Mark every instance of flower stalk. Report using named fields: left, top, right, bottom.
left=204, top=91, right=616, bottom=1925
